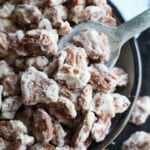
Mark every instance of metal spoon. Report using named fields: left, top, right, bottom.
left=59, top=9, right=150, bottom=68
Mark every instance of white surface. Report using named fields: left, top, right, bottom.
left=111, top=0, right=150, bottom=20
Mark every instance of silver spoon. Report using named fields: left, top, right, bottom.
left=59, top=9, right=150, bottom=68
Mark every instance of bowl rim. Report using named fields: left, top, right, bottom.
left=89, top=1, right=142, bottom=150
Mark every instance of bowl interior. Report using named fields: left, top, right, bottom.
left=88, top=2, right=142, bottom=150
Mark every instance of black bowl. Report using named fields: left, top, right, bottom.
left=88, top=2, right=142, bottom=150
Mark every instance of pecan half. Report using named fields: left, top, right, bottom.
left=33, top=108, right=53, bottom=143
left=21, top=67, right=59, bottom=105
left=122, top=131, right=150, bottom=150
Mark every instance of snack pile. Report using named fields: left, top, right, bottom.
left=0, top=0, right=131, bottom=149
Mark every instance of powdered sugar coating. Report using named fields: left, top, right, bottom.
left=52, top=122, right=67, bottom=146
left=0, top=96, right=22, bottom=119
left=0, top=18, right=16, bottom=32
left=48, top=0, right=68, bottom=6
left=22, top=29, right=58, bottom=56
left=0, top=60, right=13, bottom=79
left=44, top=5, right=71, bottom=35
left=59, top=86, right=81, bottom=111
left=55, top=64, right=90, bottom=89
left=73, top=28, right=110, bottom=61
left=0, top=2, right=15, bottom=18
left=89, top=63, right=128, bottom=93
left=55, top=145, right=73, bottom=150
left=2, top=73, right=19, bottom=96
left=0, top=120, right=27, bottom=140
left=0, top=32, right=9, bottom=58
left=0, top=122, right=34, bottom=149
left=46, top=50, right=68, bottom=75
left=71, top=0, right=116, bottom=25
left=16, top=134, right=34, bottom=147
left=26, top=56, right=49, bottom=70
left=33, top=108, right=53, bottom=143
left=73, top=111, right=96, bottom=149
left=13, top=4, right=42, bottom=27
left=83, top=6, right=106, bottom=21
left=87, top=0, right=107, bottom=6
left=61, top=44, right=88, bottom=70
left=122, top=131, right=150, bottom=150
left=48, top=96, right=77, bottom=123
left=38, top=18, right=53, bottom=31
left=0, top=138, right=10, bottom=150
left=91, top=118, right=111, bottom=142
left=91, top=93, right=115, bottom=119
left=130, top=96, right=150, bottom=125
left=22, top=0, right=47, bottom=6
left=112, top=93, right=130, bottom=114
left=21, top=67, right=59, bottom=105
left=29, top=143, right=55, bottom=150
left=79, top=84, right=93, bottom=111
left=110, top=67, right=128, bottom=87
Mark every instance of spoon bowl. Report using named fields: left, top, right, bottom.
left=59, top=9, right=150, bottom=68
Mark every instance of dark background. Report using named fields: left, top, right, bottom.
left=108, top=29, right=150, bottom=149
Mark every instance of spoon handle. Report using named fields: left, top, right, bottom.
left=118, top=9, right=150, bottom=45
